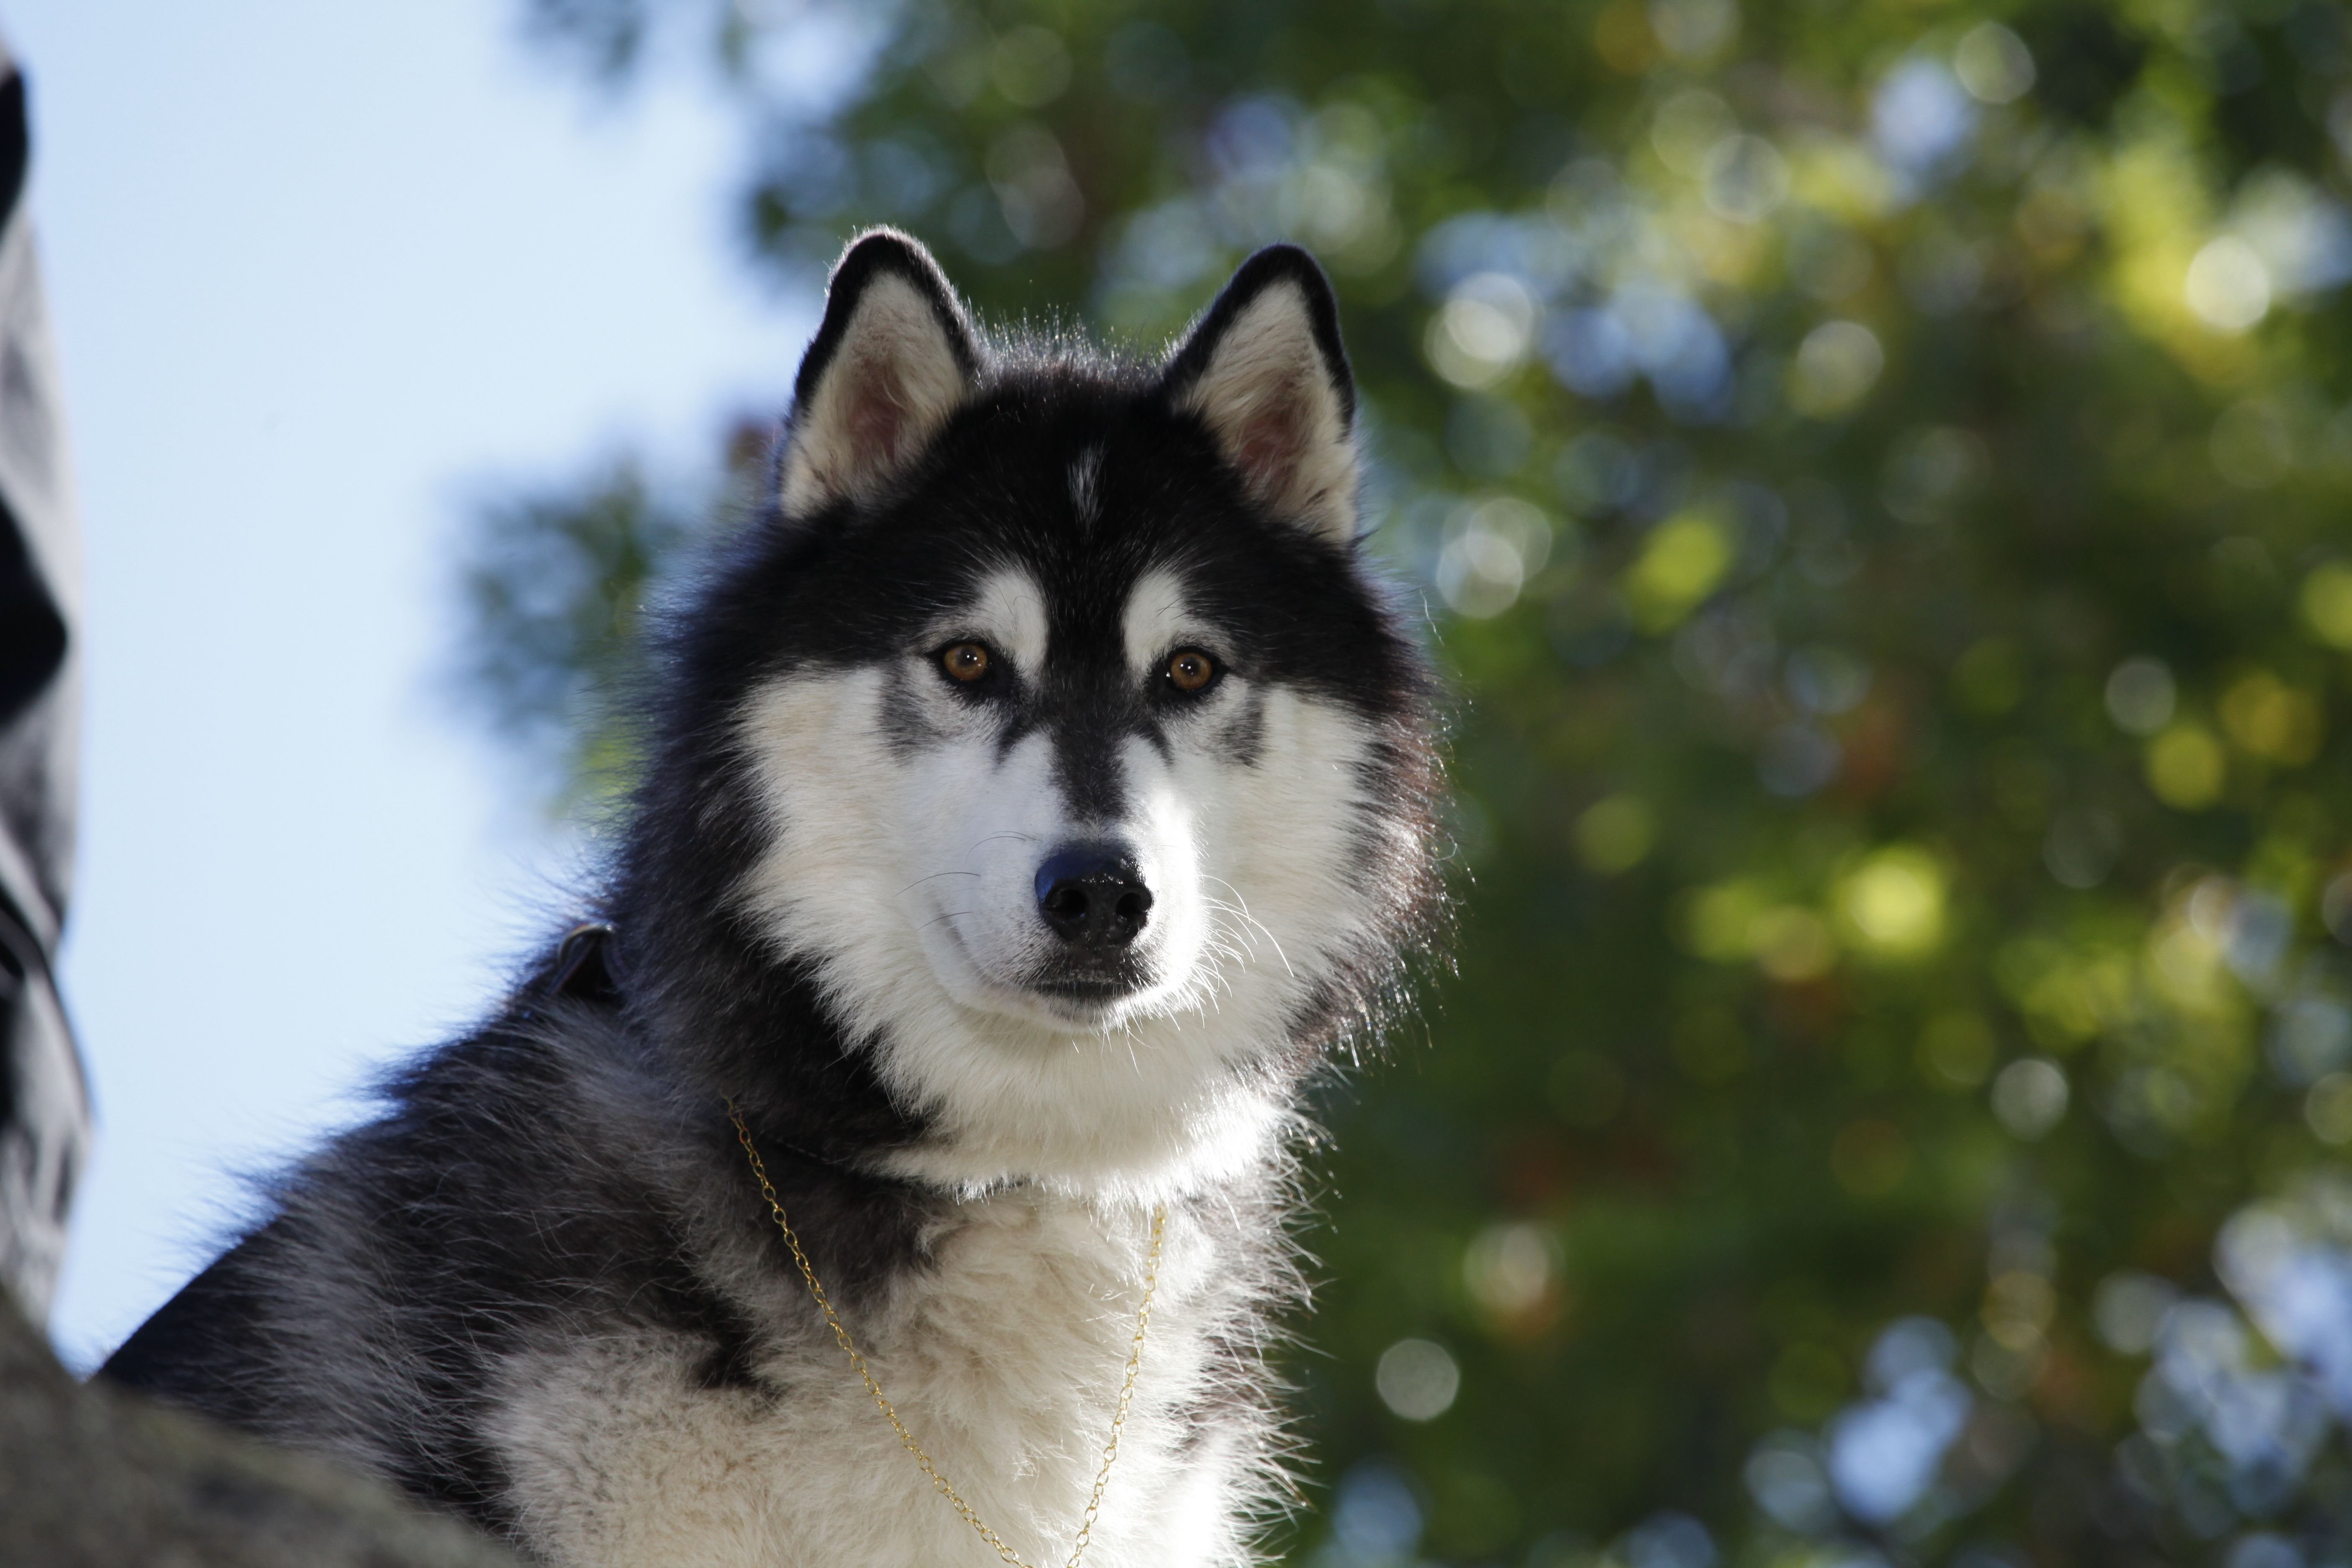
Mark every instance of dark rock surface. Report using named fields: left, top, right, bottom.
left=0, top=1297, right=521, bottom=1568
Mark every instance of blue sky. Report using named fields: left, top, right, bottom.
left=9, top=0, right=820, bottom=1370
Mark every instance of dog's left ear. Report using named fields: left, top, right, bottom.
left=1163, top=245, right=1359, bottom=543
left=780, top=229, right=983, bottom=516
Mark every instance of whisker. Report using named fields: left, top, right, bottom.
left=1204, top=900, right=1292, bottom=983
left=1206, top=877, right=1295, bottom=978
left=1203, top=900, right=1261, bottom=958
left=897, top=870, right=982, bottom=896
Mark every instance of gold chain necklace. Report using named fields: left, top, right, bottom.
left=727, top=1103, right=1167, bottom=1568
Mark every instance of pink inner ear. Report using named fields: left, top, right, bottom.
left=842, top=362, right=913, bottom=469
left=842, top=376, right=903, bottom=470
left=1230, top=385, right=1306, bottom=497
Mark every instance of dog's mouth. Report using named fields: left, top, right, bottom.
left=918, top=906, right=1165, bottom=1029
left=1020, top=958, right=1155, bottom=1018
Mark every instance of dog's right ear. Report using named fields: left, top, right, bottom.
left=779, top=230, right=982, bottom=516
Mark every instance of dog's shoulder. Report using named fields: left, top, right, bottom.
left=103, top=1009, right=745, bottom=1511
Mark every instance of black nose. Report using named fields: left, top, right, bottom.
left=1034, top=844, right=1153, bottom=951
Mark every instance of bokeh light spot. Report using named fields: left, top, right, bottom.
left=1836, top=847, right=1947, bottom=960
left=1426, top=273, right=1539, bottom=389
left=1991, top=1057, right=2068, bottom=1140
left=1753, top=906, right=1838, bottom=982
left=1463, top=1222, right=1560, bottom=1318
left=1651, top=89, right=1736, bottom=177
left=1953, top=23, right=2035, bottom=104
left=1375, top=1338, right=1462, bottom=1422
left=1788, top=321, right=1884, bottom=415
left=1330, top=1462, right=1424, bottom=1561
left=2185, top=236, right=2273, bottom=333
left=1437, top=496, right=1553, bottom=618
left=990, top=26, right=1072, bottom=108
left=1744, top=1434, right=1835, bottom=1532
left=2305, top=1073, right=2352, bottom=1145
left=2146, top=723, right=2227, bottom=809
left=1626, top=511, right=1733, bottom=630
left=1647, top=0, right=1738, bottom=61
left=2298, top=562, right=2352, bottom=649
left=1701, top=134, right=1789, bottom=224
left=1574, top=794, right=1656, bottom=873
left=2219, top=672, right=2323, bottom=765
left=2092, top=1271, right=2179, bottom=1354
left=2105, top=657, right=2177, bottom=736
left=1982, top=1270, right=2055, bottom=1351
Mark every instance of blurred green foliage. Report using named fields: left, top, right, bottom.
left=452, top=461, right=692, bottom=810
left=471, top=0, right=2352, bottom=1562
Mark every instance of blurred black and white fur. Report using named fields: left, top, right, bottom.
left=102, top=232, right=1444, bottom=1568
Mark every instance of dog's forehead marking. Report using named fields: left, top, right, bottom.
left=1069, top=444, right=1104, bottom=530
left=1121, top=568, right=1194, bottom=676
left=966, top=566, right=1048, bottom=672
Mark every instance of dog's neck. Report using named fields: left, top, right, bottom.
left=586, top=914, right=1289, bottom=1204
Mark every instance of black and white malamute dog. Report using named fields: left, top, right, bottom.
left=105, top=232, right=1444, bottom=1568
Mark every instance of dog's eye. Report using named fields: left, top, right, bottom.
left=1165, top=649, right=1216, bottom=694
left=940, top=642, right=993, bottom=683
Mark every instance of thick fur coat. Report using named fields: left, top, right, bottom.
left=103, top=233, right=1444, bottom=1568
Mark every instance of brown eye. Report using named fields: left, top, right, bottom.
left=1166, top=649, right=1216, bottom=693
left=941, top=642, right=992, bottom=683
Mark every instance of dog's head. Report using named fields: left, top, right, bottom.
left=646, top=232, right=1441, bottom=1190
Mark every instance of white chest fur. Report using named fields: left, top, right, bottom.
left=486, top=1192, right=1259, bottom=1568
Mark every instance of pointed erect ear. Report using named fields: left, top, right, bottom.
left=1163, top=245, right=1359, bottom=542
left=779, top=230, right=983, bottom=516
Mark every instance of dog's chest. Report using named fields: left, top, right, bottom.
left=487, top=1195, right=1248, bottom=1568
